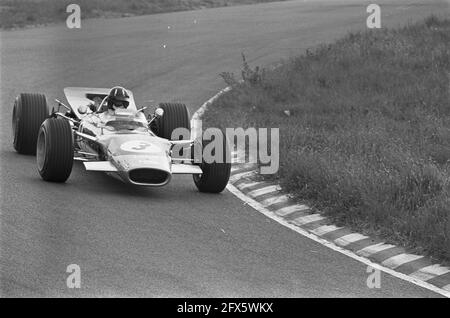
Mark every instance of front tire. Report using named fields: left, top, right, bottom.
left=36, top=118, right=74, bottom=182
left=193, top=132, right=231, bottom=193
left=155, top=103, right=190, bottom=140
left=12, top=93, right=49, bottom=155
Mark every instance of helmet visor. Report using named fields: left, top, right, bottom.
left=113, top=100, right=129, bottom=108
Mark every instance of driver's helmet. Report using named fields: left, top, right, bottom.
left=107, top=86, right=130, bottom=110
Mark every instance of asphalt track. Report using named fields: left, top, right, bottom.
left=1, top=0, right=448, bottom=297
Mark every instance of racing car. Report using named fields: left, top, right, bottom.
left=11, top=87, right=231, bottom=193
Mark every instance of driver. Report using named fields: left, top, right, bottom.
left=98, top=86, right=131, bottom=121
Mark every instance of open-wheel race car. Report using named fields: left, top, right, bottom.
left=11, top=87, right=231, bottom=193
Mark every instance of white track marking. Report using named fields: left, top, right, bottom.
left=197, top=88, right=450, bottom=297
left=247, top=185, right=281, bottom=198
left=291, top=214, right=325, bottom=226
left=191, top=86, right=231, bottom=139
left=311, top=225, right=342, bottom=236
left=229, top=170, right=256, bottom=182
left=356, top=243, right=396, bottom=258
left=225, top=183, right=450, bottom=297
left=231, top=163, right=257, bottom=172
left=231, top=152, right=246, bottom=164
left=261, top=195, right=290, bottom=207
left=274, top=204, right=310, bottom=216
left=237, top=181, right=266, bottom=191
left=334, top=233, right=369, bottom=247
left=232, top=158, right=246, bottom=164
left=409, top=265, right=450, bottom=282
left=381, top=254, right=424, bottom=270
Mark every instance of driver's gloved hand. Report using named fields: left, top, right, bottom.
left=88, top=103, right=97, bottom=112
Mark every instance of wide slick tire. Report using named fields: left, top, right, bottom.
left=12, top=93, right=49, bottom=155
left=155, top=103, right=190, bottom=140
left=193, top=132, right=231, bottom=193
left=36, top=118, right=74, bottom=182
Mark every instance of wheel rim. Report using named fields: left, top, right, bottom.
left=36, top=128, right=46, bottom=171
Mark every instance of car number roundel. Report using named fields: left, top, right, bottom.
left=120, top=140, right=161, bottom=153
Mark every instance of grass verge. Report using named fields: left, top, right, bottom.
left=0, top=0, right=285, bottom=29
left=202, top=16, right=450, bottom=262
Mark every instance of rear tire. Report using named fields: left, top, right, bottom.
left=155, top=103, right=190, bottom=140
left=12, top=93, right=49, bottom=155
left=36, top=118, right=74, bottom=182
left=193, top=132, right=231, bottom=193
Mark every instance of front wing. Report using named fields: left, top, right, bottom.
left=83, top=161, right=202, bottom=174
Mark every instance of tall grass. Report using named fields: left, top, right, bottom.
left=203, top=16, right=450, bottom=261
left=0, top=0, right=284, bottom=29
